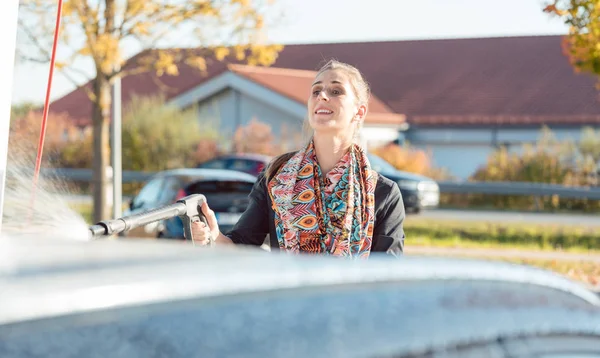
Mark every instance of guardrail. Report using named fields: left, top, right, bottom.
left=14, top=167, right=600, bottom=201
left=36, top=168, right=156, bottom=183
left=438, top=181, right=600, bottom=201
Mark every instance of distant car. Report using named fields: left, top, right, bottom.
left=197, top=153, right=273, bottom=177
left=367, top=153, right=440, bottom=213
left=122, top=168, right=257, bottom=239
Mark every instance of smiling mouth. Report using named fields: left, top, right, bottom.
left=315, top=109, right=333, bottom=114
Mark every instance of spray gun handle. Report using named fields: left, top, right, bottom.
left=182, top=211, right=211, bottom=245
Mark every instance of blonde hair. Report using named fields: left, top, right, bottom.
left=267, top=59, right=371, bottom=180
left=316, top=59, right=371, bottom=107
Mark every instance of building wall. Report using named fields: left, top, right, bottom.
left=195, top=88, right=306, bottom=147
left=194, top=87, right=402, bottom=151
left=406, top=125, right=599, bottom=179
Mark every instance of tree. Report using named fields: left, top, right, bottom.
left=10, top=102, right=41, bottom=124
left=232, top=117, right=275, bottom=155
left=370, top=142, right=432, bottom=176
left=8, top=109, right=83, bottom=165
left=17, top=0, right=284, bottom=222
left=121, top=94, right=219, bottom=172
left=543, top=1, right=600, bottom=85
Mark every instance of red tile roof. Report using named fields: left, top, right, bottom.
left=50, top=35, right=600, bottom=127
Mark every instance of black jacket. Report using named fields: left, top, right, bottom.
left=225, top=171, right=406, bottom=255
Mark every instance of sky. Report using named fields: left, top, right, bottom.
left=10, top=0, right=570, bottom=105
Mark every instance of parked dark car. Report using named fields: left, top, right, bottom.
left=199, top=152, right=439, bottom=213
left=197, top=153, right=273, bottom=177
left=122, top=168, right=257, bottom=239
left=367, top=153, right=440, bottom=213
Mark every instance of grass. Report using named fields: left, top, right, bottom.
left=403, top=217, right=600, bottom=290
left=444, top=255, right=600, bottom=290
left=404, top=216, right=600, bottom=253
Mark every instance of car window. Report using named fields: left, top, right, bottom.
left=185, top=180, right=254, bottom=195
left=199, top=159, right=227, bottom=170
left=229, top=159, right=258, bottom=173
left=157, top=177, right=181, bottom=204
left=132, top=178, right=163, bottom=209
left=185, top=180, right=254, bottom=212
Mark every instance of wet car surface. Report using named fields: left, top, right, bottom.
left=1, top=235, right=600, bottom=357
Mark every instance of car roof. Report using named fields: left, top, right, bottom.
left=152, top=168, right=258, bottom=182
left=1, top=234, right=598, bottom=328
left=209, top=153, right=273, bottom=163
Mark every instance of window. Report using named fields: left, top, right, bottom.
left=131, top=178, right=163, bottom=209
left=157, top=177, right=181, bottom=205
left=198, top=159, right=227, bottom=170
left=229, top=159, right=258, bottom=173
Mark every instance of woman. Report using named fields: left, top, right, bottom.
left=191, top=59, right=405, bottom=257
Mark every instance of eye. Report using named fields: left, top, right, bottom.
left=329, top=88, right=343, bottom=96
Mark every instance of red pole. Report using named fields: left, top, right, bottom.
left=29, top=0, right=64, bottom=214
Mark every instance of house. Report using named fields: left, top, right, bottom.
left=167, top=64, right=406, bottom=149
left=50, top=35, right=600, bottom=179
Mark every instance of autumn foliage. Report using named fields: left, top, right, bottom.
left=444, top=127, right=600, bottom=212
left=543, top=1, right=600, bottom=87
left=369, top=142, right=452, bottom=180
left=232, top=118, right=277, bottom=155
left=18, top=0, right=285, bottom=221
left=8, top=109, right=90, bottom=167
left=230, top=118, right=303, bottom=157
left=370, top=143, right=431, bottom=175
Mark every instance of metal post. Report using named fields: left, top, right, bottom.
left=111, top=72, right=122, bottom=219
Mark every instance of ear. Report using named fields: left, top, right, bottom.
left=354, top=104, right=367, bottom=122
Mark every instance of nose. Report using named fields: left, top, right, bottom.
left=317, top=90, right=329, bottom=101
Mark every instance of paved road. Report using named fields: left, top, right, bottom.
left=420, top=209, right=600, bottom=227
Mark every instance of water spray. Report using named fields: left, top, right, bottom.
left=29, top=0, right=64, bottom=220
left=89, top=194, right=212, bottom=246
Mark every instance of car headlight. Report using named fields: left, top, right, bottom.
left=418, top=181, right=439, bottom=191
left=397, top=180, right=419, bottom=190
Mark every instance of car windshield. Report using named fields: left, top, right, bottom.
left=367, top=154, right=397, bottom=175
left=184, top=180, right=254, bottom=212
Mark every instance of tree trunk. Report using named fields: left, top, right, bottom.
left=92, top=74, right=112, bottom=223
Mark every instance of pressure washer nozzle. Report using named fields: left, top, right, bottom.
left=88, top=224, right=107, bottom=238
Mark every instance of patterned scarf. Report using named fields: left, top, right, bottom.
left=267, top=139, right=376, bottom=258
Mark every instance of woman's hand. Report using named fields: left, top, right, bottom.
left=190, top=201, right=221, bottom=245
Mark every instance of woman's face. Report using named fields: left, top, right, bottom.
left=307, top=69, right=366, bottom=135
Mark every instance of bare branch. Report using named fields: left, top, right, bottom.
left=149, top=72, right=182, bottom=94
left=117, top=0, right=131, bottom=37
left=104, top=0, right=115, bottom=35
left=63, top=65, right=95, bottom=82
left=118, top=65, right=150, bottom=78
left=73, top=1, right=99, bottom=62
left=15, top=53, right=49, bottom=64
left=57, top=69, right=97, bottom=102
left=18, top=51, right=96, bottom=102
left=17, top=17, right=53, bottom=60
